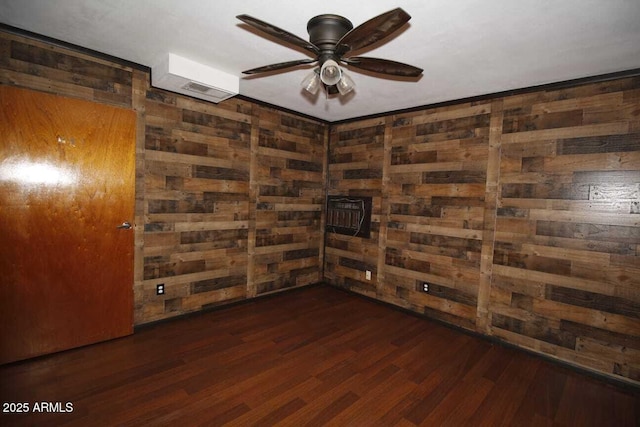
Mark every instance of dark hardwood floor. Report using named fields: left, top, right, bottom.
left=1, top=285, right=638, bottom=426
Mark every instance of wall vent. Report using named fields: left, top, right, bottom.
left=151, top=53, right=239, bottom=103
left=326, top=196, right=372, bottom=238
left=183, top=81, right=214, bottom=93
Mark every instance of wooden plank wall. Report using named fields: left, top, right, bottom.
left=141, top=92, right=326, bottom=321
left=141, top=89, right=253, bottom=320
left=325, top=117, right=387, bottom=298
left=491, top=80, right=640, bottom=382
left=0, top=32, right=135, bottom=108
left=133, top=76, right=326, bottom=323
left=327, top=78, right=640, bottom=384
left=0, top=30, right=327, bottom=325
left=251, top=108, right=327, bottom=297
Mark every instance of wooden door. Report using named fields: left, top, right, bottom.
left=0, top=86, right=136, bottom=364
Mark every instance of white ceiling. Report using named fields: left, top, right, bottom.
left=1, top=0, right=639, bottom=122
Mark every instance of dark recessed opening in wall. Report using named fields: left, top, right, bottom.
left=326, top=196, right=372, bottom=238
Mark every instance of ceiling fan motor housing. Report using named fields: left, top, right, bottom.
left=307, top=14, right=353, bottom=58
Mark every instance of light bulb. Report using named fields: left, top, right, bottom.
left=320, top=59, right=342, bottom=86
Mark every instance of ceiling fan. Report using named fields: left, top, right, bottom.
left=236, top=8, right=423, bottom=95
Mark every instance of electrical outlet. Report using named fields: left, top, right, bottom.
left=421, top=282, right=430, bottom=293
left=156, top=284, right=165, bottom=295
left=365, top=270, right=372, bottom=281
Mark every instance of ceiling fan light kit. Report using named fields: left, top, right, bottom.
left=300, top=65, right=356, bottom=96
left=237, top=8, right=423, bottom=97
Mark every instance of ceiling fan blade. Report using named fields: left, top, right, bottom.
left=242, top=58, right=316, bottom=75
left=336, top=8, right=411, bottom=55
left=237, top=14, right=319, bottom=56
left=344, top=57, right=423, bottom=77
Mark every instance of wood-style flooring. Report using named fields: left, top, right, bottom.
left=1, top=285, right=638, bottom=426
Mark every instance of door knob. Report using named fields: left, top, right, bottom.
left=116, top=221, right=132, bottom=230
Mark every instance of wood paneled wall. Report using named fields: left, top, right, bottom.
left=325, top=117, right=387, bottom=297
left=0, top=30, right=327, bottom=325
left=491, top=81, right=640, bottom=382
left=0, top=32, right=135, bottom=108
left=327, top=78, right=640, bottom=384
left=251, top=109, right=326, bottom=297
left=141, top=91, right=326, bottom=321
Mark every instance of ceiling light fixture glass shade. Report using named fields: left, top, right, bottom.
left=336, top=72, right=355, bottom=95
left=302, top=61, right=355, bottom=96
left=301, top=69, right=321, bottom=95
left=320, top=59, right=342, bottom=86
